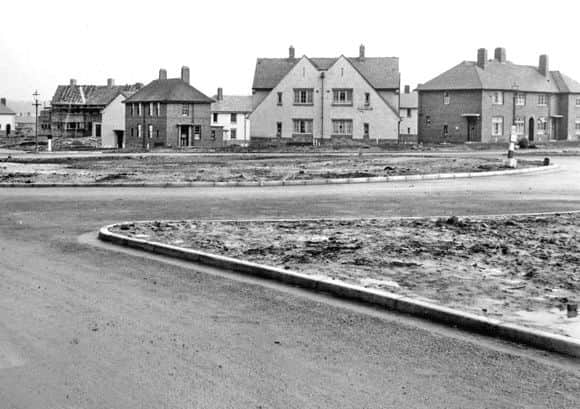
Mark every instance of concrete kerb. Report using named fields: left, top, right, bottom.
left=98, top=220, right=580, bottom=358
left=0, top=164, right=559, bottom=188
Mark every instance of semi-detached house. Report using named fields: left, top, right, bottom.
left=250, top=45, right=400, bottom=145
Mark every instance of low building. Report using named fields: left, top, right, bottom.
left=211, top=88, right=252, bottom=146
left=418, top=47, right=580, bottom=143
left=0, top=98, right=16, bottom=137
left=123, top=67, right=217, bottom=149
left=399, top=85, right=418, bottom=143
left=49, top=79, right=142, bottom=147
left=249, top=45, right=400, bottom=146
left=15, top=113, right=36, bottom=137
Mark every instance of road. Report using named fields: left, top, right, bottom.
left=0, top=156, right=579, bottom=408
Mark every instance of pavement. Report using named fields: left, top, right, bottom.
left=0, top=155, right=579, bottom=408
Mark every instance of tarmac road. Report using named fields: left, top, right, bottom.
left=0, top=156, right=579, bottom=408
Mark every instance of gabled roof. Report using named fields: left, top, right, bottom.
left=418, top=60, right=580, bottom=93
left=400, top=91, right=418, bottom=108
left=211, top=95, right=253, bottom=113
left=252, top=56, right=399, bottom=90
left=51, top=84, right=141, bottom=106
left=0, top=104, right=15, bottom=115
left=124, top=78, right=214, bottom=104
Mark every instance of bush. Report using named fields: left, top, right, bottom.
left=517, top=138, right=529, bottom=149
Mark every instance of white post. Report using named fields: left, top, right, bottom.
left=47, top=136, right=52, bottom=152
left=505, top=125, right=518, bottom=168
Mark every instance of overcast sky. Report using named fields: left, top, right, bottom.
left=1, top=0, right=579, bottom=102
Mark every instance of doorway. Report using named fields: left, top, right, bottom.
left=180, top=125, right=189, bottom=147
left=466, top=117, right=478, bottom=142
left=95, top=123, right=102, bottom=138
left=528, top=118, right=535, bottom=141
left=114, top=130, right=124, bottom=148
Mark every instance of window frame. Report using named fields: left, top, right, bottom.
left=276, top=122, right=282, bottom=137
left=292, top=119, right=313, bottom=135
left=537, top=117, right=547, bottom=134
left=213, top=113, right=218, bottom=123
left=516, top=93, right=526, bottom=106
left=293, top=89, right=314, bottom=105
left=137, top=124, right=142, bottom=138
left=230, top=113, right=237, bottom=123
left=537, top=94, right=548, bottom=106
left=332, top=89, right=353, bottom=106
left=443, top=92, right=450, bottom=105
left=364, top=93, right=370, bottom=106
left=515, top=117, right=525, bottom=136
left=363, top=122, right=369, bottom=138
left=182, top=104, right=190, bottom=116
left=331, top=119, right=353, bottom=136
left=492, top=91, right=504, bottom=105
left=230, top=129, right=237, bottom=139
left=277, top=92, right=283, bottom=106
left=491, top=116, right=504, bottom=137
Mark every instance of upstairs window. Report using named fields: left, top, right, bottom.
left=492, top=91, right=504, bottom=105
left=231, top=113, right=237, bottom=123
left=182, top=104, right=190, bottom=116
left=538, top=94, right=548, bottom=106
left=407, top=108, right=412, bottom=117
left=213, top=113, right=218, bottom=123
left=130, top=104, right=134, bottom=116
left=293, top=89, right=314, bottom=105
left=277, top=92, right=283, bottom=105
left=332, top=119, right=353, bottom=135
left=364, top=93, right=370, bottom=106
left=137, top=103, right=142, bottom=116
left=293, top=119, right=313, bottom=134
left=443, top=92, right=450, bottom=105
left=516, top=93, right=526, bottom=106
left=332, top=89, right=353, bottom=105
left=149, top=103, right=154, bottom=116
left=157, top=102, right=161, bottom=116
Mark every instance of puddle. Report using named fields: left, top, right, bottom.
left=515, top=309, right=580, bottom=339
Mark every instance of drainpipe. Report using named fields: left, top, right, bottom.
left=319, top=72, right=325, bottom=146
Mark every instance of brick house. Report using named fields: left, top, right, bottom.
left=418, top=48, right=580, bottom=144
left=49, top=79, right=142, bottom=147
left=249, top=45, right=400, bottom=145
left=124, top=67, right=221, bottom=149
left=399, top=85, right=418, bottom=142
left=211, top=88, right=252, bottom=147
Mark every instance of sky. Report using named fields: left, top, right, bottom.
left=1, top=0, right=580, bottom=103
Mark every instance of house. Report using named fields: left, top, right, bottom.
left=49, top=79, right=142, bottom=148
left=417, top=47, right=580, bottom=144
left=399, top=85, right=418, bottom=142
left=0, top=98, right=16, bottom=137
left=211, top=88, right=252, bottom=146
left=249, top=45, right=400, bottom=146
left=15, top=112, right=37, bottom=137
left=124, top=67, right=221, bottom=149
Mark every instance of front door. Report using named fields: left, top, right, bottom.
left=180, top=125, right=189, bottom=147
left=115, top=131, right=124, bottom=148
left=466, top=118, right=478, bottom=142
left=528, top=118, right=535, bottom=141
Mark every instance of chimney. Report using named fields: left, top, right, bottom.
left=494, top=47, right=506, bottom=63
left=0, top=98, right=5, bottom=106
left=107, top=78, right=115, bottom=87
left=359, top=44, right=365, bottom=60
left=289, top=45, right=295, bottom=59
left=159, top=69, right=167, bottom=80
left=70, top=79, right=77, bottom=86
left=217, top=87, right=223, bottom=101
left=477, top=48, right=488, bottom=69
left=539, top=54, right=549, bottom=76
left=181, top=66, right=190, bottom=84
left=404, top=85, right=410, bottom=94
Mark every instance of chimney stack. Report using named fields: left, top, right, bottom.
left=494, top=47, right=507, bottom=63
left=217, top=87, right=223, bottom=101
left=477, top=48, right=488, bottom=69
left=70, top=79, right=77, bottom=86
left=181, top=66, right=190, bottom=84
left=107, top=78, right=115, bottom=87
left=289, top=45, right=295, bottom=59
left=539, top=54, right=549, bottom=76
left=404, top=85, right=410, bottom=94
left=359, top=44, right=365, bottom=60
left=159, top=69, right=167, bottom=80
left=0, top=98, right=6, bottom=106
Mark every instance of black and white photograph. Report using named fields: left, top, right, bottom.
left=1, top=0, right=579, bottom=407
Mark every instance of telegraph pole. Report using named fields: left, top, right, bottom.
left=33, top=90, right=41, bottom=152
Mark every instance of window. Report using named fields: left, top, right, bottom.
left=213, top=113, right=218, bottom=123
left=575, top=119, right=580, bottom=135
left=149, top=103, right=154, bottom=116
left=137, top=124, right=142, bottom=138
left=137, top=103, right=142, bottom=116
left=443, top=92, right=450, bottom=105
left=277, top=92, right=283, bottom=105
left=231, top=113, right=237, bottom=123
left=193, top=125, right=201, bottom=140
left=157, top=102, right=161, bottom=116
left=156, top=130, right=159, bottom=138
left=276, top=122, right=282, bottom=137
left=576, top=97, right=580, bottom=107
left=231, top=129, right=237, bottom=139
left=537, top=117, right=547, bottom=135
left=516, top=93, right=526, bottom=106
left=211, top=130, right=216, bottom=140
left=293, top=119, right=313, bottom=134
left=130, top=104, right=134, bottom=116
left=443, top=124, right=449, bottom=137
left=492, top=91, right=504, bottom=105
left=182, top=104, right=190, bottom=116
left=332, top=119, right=353, bottom=135
left=363, top=123, right=369, bottom=138
left=407, top=108, right=412, bottom=117
left=407, top=127, right=411, bottom=134
left=294, top=89, right=314, bottom=105
left=332, top=89, right=353, bottom=105
left=365, top=93, right=370, bottom=106
left=538, top=94, right=547, bottom=106
left=425, top=116, right=432, bottom=126
left=515, top=117, right=525, bottom=136
left=148, top=124, right=153, bottom=139
left=66, top=122, right=76, bottom=130
left=491, top=117, right=503, bottom=136
left=130, top=128, right=134, bottom=137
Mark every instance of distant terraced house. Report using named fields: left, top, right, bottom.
left=249, top=45, right=401, bottom=146
left=48, top=79, right=142, bottom=148
left=418, top=47, right=580, bottom=144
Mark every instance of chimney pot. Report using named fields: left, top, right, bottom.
left=289, top=45, right=295, bottom=59
left=359, top=44, right=365, bottom=60
left=539, top=54, right=549, bottom=76
left=0, top=98, right=5, bottom=106
left=181, top=66, right=190, bottom=84
left=404, top=85, right=410, bottom=94
left=477, top=48, right=488, bottom=69
left=70, top=79, right=77, bottom=86
left=159, top=69, right=167, bottom=80
left=494, top=47, right=507, bottom=63
left=217, top=87, right=223, bottom=101
left=107, top=78, right=115, bottom=87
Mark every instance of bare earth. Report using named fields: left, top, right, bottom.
left=111, top=214, right=580, bottom=338
left=0, top=154, right=541, bottom=184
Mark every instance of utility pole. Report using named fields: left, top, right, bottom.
left=33, top=90, right=41, bottom=152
